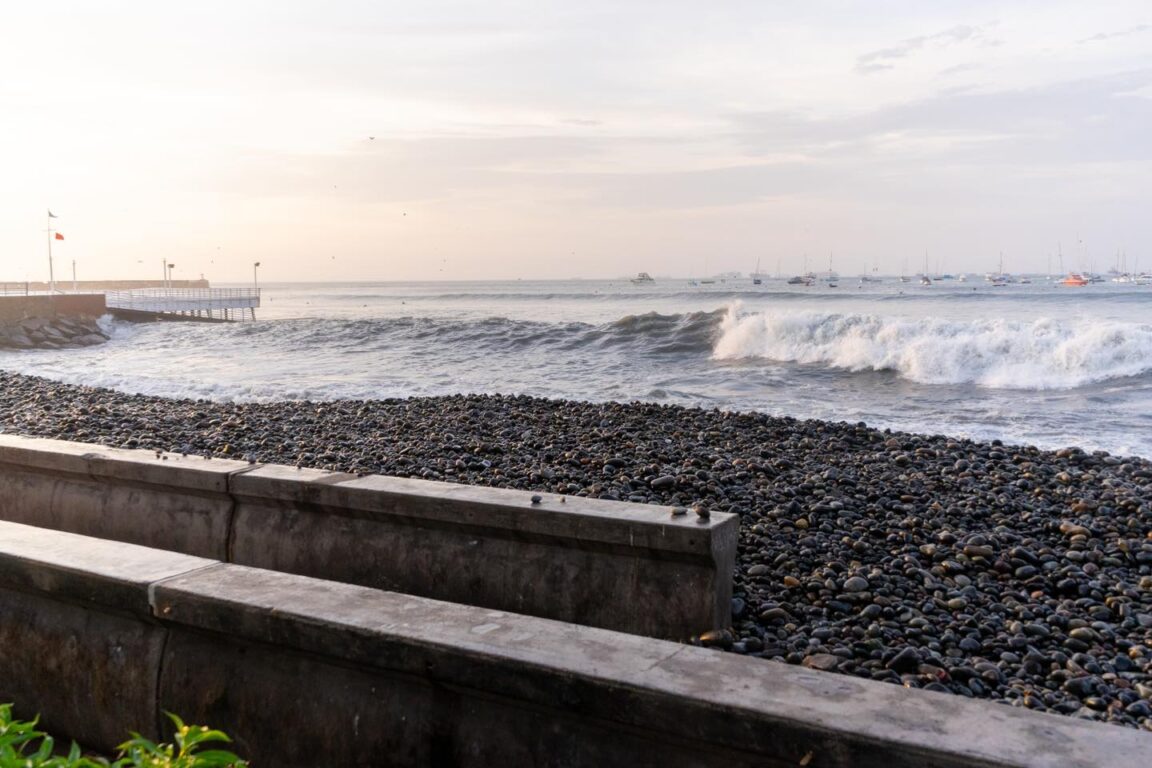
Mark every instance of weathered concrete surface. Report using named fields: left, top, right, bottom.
left=0, top=519, right=216, bottom=613
left=0, top=435, right=247, bottom=558
left=230, top=465, right=737, bottom=638
left=160, top=630, right=759, bottom=768
left=0, top=522, right=216, bottom=752
left=0, top=588, right=167, bottom=753
left=0, top=294, right=106, bottom=323
left=0, top=526, right=1143, bottom=767
left=0, top=434, right=737, bottom=639
left=152, top=564, right=1148, bottom=768
left=7, top=280, right=208, bottom=291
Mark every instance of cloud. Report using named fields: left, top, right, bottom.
left=225, top=70, right=1152, bottom=218
left=1079, top=24, right=1150, bottom=44
left=936, top=62, right=982, bottom=79
left=856, top=25, right=990, bottom=75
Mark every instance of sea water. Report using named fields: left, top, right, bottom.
left=3, top=278, right=1151, bottom=458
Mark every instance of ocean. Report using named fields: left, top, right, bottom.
left=3, top=277, right=1151, bottom=458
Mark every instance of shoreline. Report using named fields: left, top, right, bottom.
left=1, top=370, right=1149, bottom=730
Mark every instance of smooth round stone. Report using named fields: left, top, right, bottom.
left=843, top=576, right=869, bottom=592
left=802, top=653, right=842, bottom=672
left=699, top=629, right=734, bottom=649
left=760, top=608, right=789, bottom=622
left=1083, top=697, right=1109, bottom=712
left=1065, top=638, right=1091, bottom=653
left=1126, top=700, right=1152, bottom=718
left=1024, top=623, right=1051, bottom=638
left=887, top=647, right=922, bottom=673
left=1063, top=676, right=1098, bottom=698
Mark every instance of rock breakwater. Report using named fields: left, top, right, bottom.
left=0, top=370, right=1149, bottom=730
left=0, top=316, right=108, bottom=350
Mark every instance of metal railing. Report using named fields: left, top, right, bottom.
left=104, top=288, right=261, bottom=312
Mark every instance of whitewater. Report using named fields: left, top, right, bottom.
left=2, top=278, right=1150, bottom=457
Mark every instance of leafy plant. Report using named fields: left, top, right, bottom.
left=113, top=713, right=247, bottom=768
left=0, top=705, right=247, bottom=768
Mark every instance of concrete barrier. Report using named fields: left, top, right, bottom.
left=0, top=435, right=244, bottom=559
left=0, top=294, right=106, bottom=323
left=229, top=464, right=734, bottom=637
left=0, top=433, right=735, bottom=638
left=0, top=522, right=1140, bottom=768
left=0, top=521, right=214, bottom=749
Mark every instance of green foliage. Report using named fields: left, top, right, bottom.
left=0, top=705, right=247, bottom=768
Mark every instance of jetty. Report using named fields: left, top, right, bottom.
left=104, top=287, right=260, bottom=322
left=1, top=280, right=260, bottom=323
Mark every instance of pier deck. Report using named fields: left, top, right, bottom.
left=104, top=288, right=260, bottom=322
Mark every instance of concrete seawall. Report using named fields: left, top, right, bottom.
left=0, top=434, right=736, bottom=639
left=0, top=521, right=1140, bottom=767
left=6, top=279, right=209, bottom=291
left=0, top=294, right=107, bottom=323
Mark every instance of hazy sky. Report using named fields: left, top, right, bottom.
left=2, top=1, right=1149, bottom=282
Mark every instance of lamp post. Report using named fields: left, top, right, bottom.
left=253, top=261, right=261, bottom=293
left=167, top=262, right=176, bottom=290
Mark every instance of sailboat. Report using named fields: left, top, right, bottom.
left=752, top=258, right=763, bottom=285
left=824, top=252, right=839, bottom=286
left=919, top=250, right=932, bottom=285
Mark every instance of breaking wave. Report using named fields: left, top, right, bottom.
left=712, top=307, right=1152, bottom=389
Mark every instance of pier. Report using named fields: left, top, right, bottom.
left=2, top=281, right=260, bottom=323
left=104, top=287, right=260, bottom=322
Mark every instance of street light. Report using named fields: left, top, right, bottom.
left=253, top=261, right=261, bottom=292
left=167, top=262, right=176, bottom=290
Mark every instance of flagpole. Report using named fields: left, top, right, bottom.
left=47, top=211, right=55, bottom=293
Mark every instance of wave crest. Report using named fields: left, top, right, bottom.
left=712, top=308, right=1152, bottom=389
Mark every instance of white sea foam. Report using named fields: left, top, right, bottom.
left=4, top=282, right=1151, bottom=457
left=712, top=306, right=1152, bottom=389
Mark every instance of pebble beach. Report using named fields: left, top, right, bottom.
left=1, top=369, right=1150, bottom=730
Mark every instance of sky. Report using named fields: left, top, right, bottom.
left=1, top=1, right=1149, bottom=283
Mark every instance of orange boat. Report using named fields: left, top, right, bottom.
left=1061, top=273, right=1089, bottom=286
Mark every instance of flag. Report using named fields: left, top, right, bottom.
left=48, top=210, right=58, bottom=218
left=55, top=233, right=64, bottom=240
